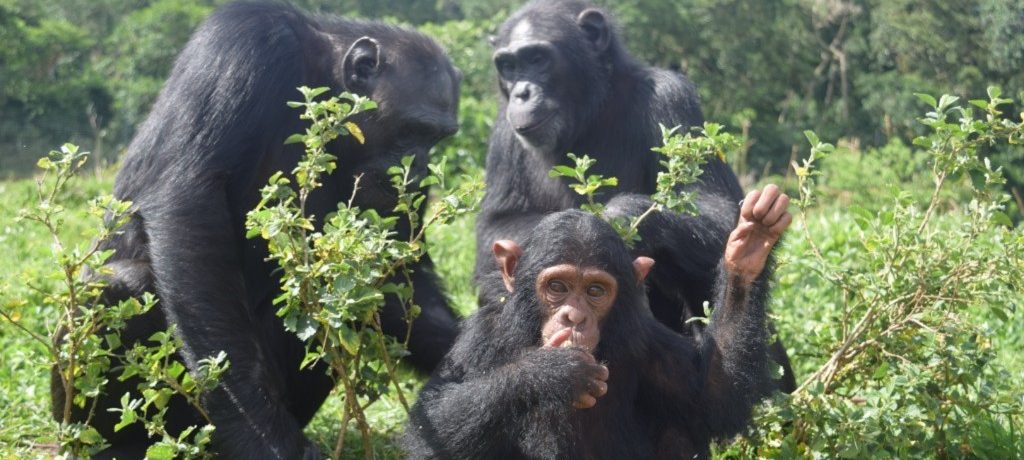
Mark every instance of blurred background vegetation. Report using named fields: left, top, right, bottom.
left=2, top=0, right=1023, bottom=212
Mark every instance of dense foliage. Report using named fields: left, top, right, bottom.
left=2, top=0, right=1022, bottom=213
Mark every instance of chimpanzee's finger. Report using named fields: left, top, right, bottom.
left=762, top=193, right=790, bottom=227
left=589, top=363, right=609, bottom=381
left=769, top=212, right=794, bottom=236
left=544, top=328, right=573, bottom=348
left=730, top=221, right=756, bottom=242
left=740, top=189, right=761, bottom=221
left=590, top=379, right=608, bottom=398
left=574, top=394, right=598, bottom=409
left=752, top=184, right=780, bottom=220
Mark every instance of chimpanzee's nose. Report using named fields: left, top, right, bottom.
left=557, top=305, right=587, bottom=326
left=511, top=82, right=531, bottom=101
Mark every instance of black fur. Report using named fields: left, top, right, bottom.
left=405, top=210, right=773, bottom=459
left=474, top=0, right=795, bottom=392
left=50, top=2, right=461, bottom=458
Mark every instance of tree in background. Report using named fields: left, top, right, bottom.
left=1, top=0, right=1022, bottom=212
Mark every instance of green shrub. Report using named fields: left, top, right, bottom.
left=245, top=87, right=481, bottom=459
left=1, top=145, right=223, bottom=459
left=726, top=88, right=1024, bottom=458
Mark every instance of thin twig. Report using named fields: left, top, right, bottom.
left=373, top=314, right=410, bottom=414
left=917, top=173, right=946, bottom=234
left=0, top=310, right=53, bottom=352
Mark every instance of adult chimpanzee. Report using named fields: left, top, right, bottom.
left=50, top=2, right=461, bottom=458
left=405, top=186, right=792, bottom=459
left=474, top=0, right=796, bottom=391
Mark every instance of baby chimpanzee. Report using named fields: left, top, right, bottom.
left=405, top=186, right=791, bottom=459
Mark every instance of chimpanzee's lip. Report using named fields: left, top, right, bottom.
left=514, top=113, right=554, bottom=134
left=560, top=340, right=592, bottom=353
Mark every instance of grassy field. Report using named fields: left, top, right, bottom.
left=1, top=144, right=1022, bottom=458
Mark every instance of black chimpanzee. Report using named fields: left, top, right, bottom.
left=405, top=185, right=792, bottom=459
left=50, top=2, right=461, bottom=458
left=474, top=0, right=796, bottom=391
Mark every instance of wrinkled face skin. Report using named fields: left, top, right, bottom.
left=535, top=263, right=618, bottom=353
left=492, top=19, right=570, bottom=151
left=492, top=237, right=652, bottom=354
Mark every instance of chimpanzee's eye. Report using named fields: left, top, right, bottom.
left=586, top=284, right=606, bottom=298
left=548, top=280, right=569, bottom=294
left=495, top=56, right=516, bottom=77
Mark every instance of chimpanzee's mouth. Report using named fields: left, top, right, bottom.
left=514, top=113, right=554, bottom=134
left=559, top=328, right=592, bottom=352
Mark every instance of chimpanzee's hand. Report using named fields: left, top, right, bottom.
left=541, top=328, right=609, bottom=409
left=725, top=184, right=792, bottom=285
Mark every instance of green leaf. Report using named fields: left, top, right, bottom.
left=991, top=305, right=1009, bottom=322
left=295, top=316, right=318, bottom=342
left=549, top=165, right=577, bottom=178
left=914, top=93, right=937, bottom=108
left=937, top=94, right=960, bottom=111
left=849, top=205, right=874, bottom=231
left=151, top=389, right=171, bottom=410
left=307, top=86, right=330, bottom=98
left=803, top=130, right=820, bottom=146
left=166, top=361, right=186, bottom=380
left=145, top=443, right=177, bottom=460
left=283, top=133, right=305, bottom=145
left=338, top=325, right=360, bottom=355
left=991, top=211, right=1013, bottom=228
left=872, top=362, right=890, bottom=379
left=79, top=427, right=105, bottom=445
left=104, top=333, right=121, bottom=350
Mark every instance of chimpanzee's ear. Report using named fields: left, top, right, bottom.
left=633, top=256, right=655, bottom=285
left=576, top=8, right=610, bottom=53
left=488, top=35, right=498, bottom=47
left=492, top=240, right=523, bottom=293
left=342, top=36, right=380, bottom=93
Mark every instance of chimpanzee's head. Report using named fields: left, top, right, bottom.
left=322, top=26, right=461, bottom=209
left=491, top=210, right=653, bottom=353
left=490, top=1, right=621, bottom=152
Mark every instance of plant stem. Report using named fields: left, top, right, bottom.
left=334, top=399, right=352, bottom=460
left=373, top=316, right=410, bottom=413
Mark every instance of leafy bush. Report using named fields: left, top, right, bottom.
left=244, top=87, right=481, bottom=459
left=1, top=145, right=223, bottom=459
left=724, top=88, right=1024, bottom=458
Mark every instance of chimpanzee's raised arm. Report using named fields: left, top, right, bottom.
left=603, top=192, right=739, bottom=328
left=639, top=185, right=791, bottom=438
